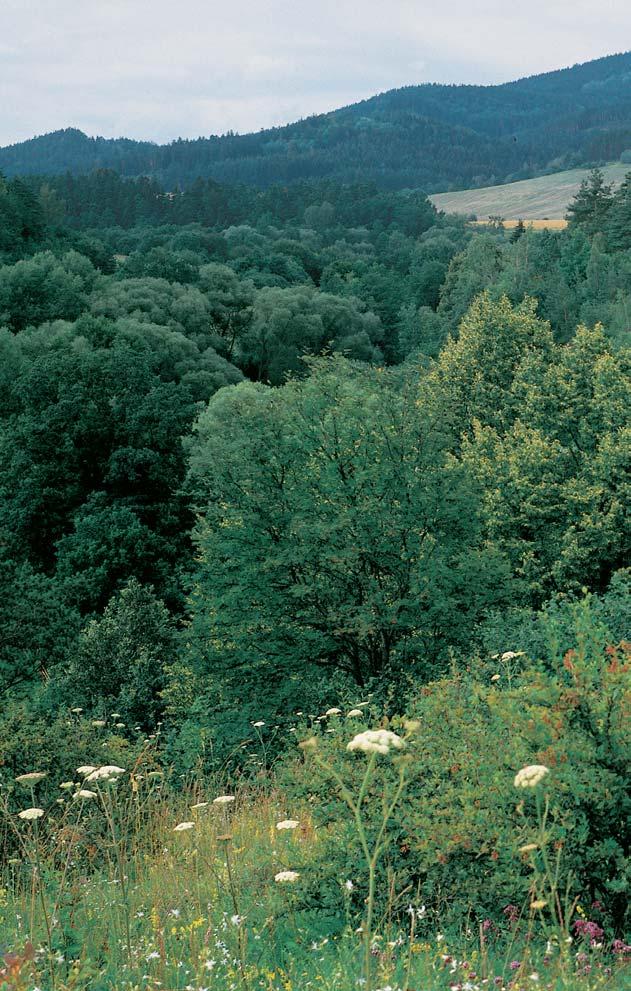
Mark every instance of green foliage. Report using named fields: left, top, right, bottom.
left=284, top=593, right=630, bottom=932
left=463, top=324, right=631, bottom=599
left=59, top=579, right=175, bottom=730
left=184, top=358, right=512, bottom=746
left=566, top=168, right=615, bottom=235
left=0, top=250, right=95, bottom=330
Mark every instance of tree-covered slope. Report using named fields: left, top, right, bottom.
left=2, top=52, right=631, bottom=191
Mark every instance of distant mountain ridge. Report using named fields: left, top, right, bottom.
left=2, top=51, right=631, bottom=191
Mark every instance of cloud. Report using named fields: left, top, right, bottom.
left=0, top=0, right=629, bottom=145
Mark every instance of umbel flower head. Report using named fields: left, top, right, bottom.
left=212, top=795, right=235, bottom=805
left=85, top=765, right=126, bottom=783
left=18, top=807, right=45, bottom=821
left=74, top=789, right=98, bottom=800
left=347, top=729, right=405, bottom=755
left=275, top=870, right=300, bottom=883
left=276, top=819, right=299, bottom=830
left=514, top=765, right=549, bottom=789
left=173, top=821, right=195, bottom=832
left=15, top=772, right=47, bottom=786
left=76, top=765, right=98, bottom=776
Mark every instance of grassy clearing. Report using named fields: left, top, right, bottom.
left=429, top=163, right=629, bottom=221
left=1, top=757, right=629, bottom=991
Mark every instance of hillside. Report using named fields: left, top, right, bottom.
left=430, top=161, right=630, bottom=219
left=1, top=52, right=631, bottom=190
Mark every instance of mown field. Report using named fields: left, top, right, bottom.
left=430, top=162, right=629, bottom=221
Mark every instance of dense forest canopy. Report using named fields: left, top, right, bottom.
left=2, top=52, right=631, bottom=191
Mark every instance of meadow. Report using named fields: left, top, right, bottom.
left=1, top=699, right=629, bottom=991
left=430, top=163, right=629, bottom=221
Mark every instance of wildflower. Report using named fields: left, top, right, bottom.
left=85, top=765, right=126, bottom=782
left=501, top=651, right=525, bottom=661
left=509, top=960, right=521, bottom=970
left=18, top=808, right=44, bottom=820
left=15, top=771, right=47, bottom=786
left=491, top=674, right=501, bottom=682
left=74, top=789, right=98, bottom=800
left=274, top=870, right=299, bottom=883
left=191, top=802, right=209, bottom=810
left=92, top=720, right=106, bottom=728
left=403, top=718, right=420, bottom=732
left=212, top=795, right=235, bottom=805
left=407, top=904, right=427, bottom=919
left=252, top=720, right=265, bottom=727
left=347, top=709, right=363, bottom=717
left=110, top=713, right=121, bottom=719
left=573, top=919, right=604, bottom=941
left=529, top=974, right=539, bottom=982
left=276, top=819, right=299, bottom=830
left=347, top=729, right=405, bottom=755
left=115, top=723, right=126, bottom=729
left=519, top=843, right=538, bottom=853
left=230, top=914, right=242, bottom=925
left=59, top=781, right=75, bottom=790
left=514, top=765, right=549, bottom=788
left=146, top=951, right=161, bottom=961
left=344, top=879, right=354, bottom=891
left=530, top=900, right=547, bottom=910
left=70, top=706, right=83, bottom=713
left=76, top=765, right=97, bottom=775
left=173, top=821, right=195, bottom=832
left=325, top=707, right=341, bottom=716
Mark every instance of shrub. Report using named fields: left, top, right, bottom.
left=281, top=596, right=630, bottom=934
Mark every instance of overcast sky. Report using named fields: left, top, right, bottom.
left=0, top=0, right=629, bottom=147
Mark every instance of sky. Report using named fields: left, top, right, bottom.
left=0, top=0, right=630, bottom=147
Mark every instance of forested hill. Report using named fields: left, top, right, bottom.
left=2, top=52, right=631, bottom=191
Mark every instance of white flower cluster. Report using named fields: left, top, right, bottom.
left=15, top=771, right=47, bottom=786
left=274, top=870, right=300, bottom=883
left=276, top=819, right=299, bottom=830
left=514, top=764, right=549, bottom=789
left=84, top=765, right=126, bottom=783
left=347, top=729, right=405, bottom=755
left=18, top=807, right=44, bottom=821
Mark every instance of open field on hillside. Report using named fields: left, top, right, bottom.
left=430, top=162, right=629, bottom=220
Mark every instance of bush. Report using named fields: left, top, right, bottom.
left=281, top=595, right=630, bottom=934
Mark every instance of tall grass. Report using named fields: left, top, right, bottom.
left=1, top=760, right=628, bottom=991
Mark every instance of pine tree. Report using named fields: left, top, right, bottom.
left=604, top=172, right=631, bottom=251
left=566, top=168, right=614, bottom=235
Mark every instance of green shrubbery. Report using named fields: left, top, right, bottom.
left=280, top=591, right=630, bottom=934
